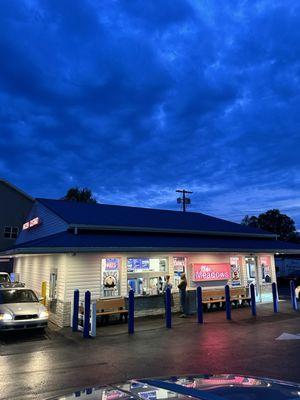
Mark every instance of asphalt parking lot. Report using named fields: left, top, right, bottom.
left=0, top=300, right=299, bottom=400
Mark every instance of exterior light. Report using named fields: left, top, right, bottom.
left=0, top=313, right=13, bottom=321
left=39, top=310, right=49, bottom=319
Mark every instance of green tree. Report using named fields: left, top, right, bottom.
left=63, top=187, right=97, bottom=203
left=241, top=215, right=259, bottom=228
left=241, top=209, right=296, bottom=241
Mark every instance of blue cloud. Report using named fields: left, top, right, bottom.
left=0, top=0, right=300, bottom=227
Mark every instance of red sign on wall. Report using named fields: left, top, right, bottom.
left=192, top=263, right=231, bottom=281
left=22, top=217, right=41, bottom=230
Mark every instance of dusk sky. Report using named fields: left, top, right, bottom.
left=1, top=1, right=300, bottom=227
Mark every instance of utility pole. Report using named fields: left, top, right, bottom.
left=176, top=189, right=193, bottom=212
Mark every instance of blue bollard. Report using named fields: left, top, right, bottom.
left=72, top=289, right=79, bottom=332
left=83, top=290, right=91, bottom=338
left=225, top=285, right=231, bottom=320
left=290, top=280, right=298, bottom=311
left=165, top=287, right=172, bottom=328
left=128, top=289, right=135, bottom=334
left=272, top=282, right=279, bottom=313
left=250, top=283, right=256, bottom=316
left=196, top=286, right=203, bottom=324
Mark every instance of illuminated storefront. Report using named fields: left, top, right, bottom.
left=3, top=198, right=300, bottom=326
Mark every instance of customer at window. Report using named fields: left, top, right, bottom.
left=178, top=273, right=187, bottom=318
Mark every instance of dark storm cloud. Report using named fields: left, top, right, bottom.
left=0, top=0, right=300, bottom=226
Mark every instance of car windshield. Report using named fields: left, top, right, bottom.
left=0, top=289, right=38, bottom=304
left=0, top=274, right=10, bottom=283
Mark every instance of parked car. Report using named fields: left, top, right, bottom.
left=48, top=374, right=300, bottom=400
left=0, top=287, right=48, bottom=331
left=295, top=285, right=300, bottom=301
left=0, top=272, right=11, bottom=285
left=0, top=272, right=25, bottom=288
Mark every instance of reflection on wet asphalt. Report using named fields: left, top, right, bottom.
left=0, top=301, right=299, bottom=400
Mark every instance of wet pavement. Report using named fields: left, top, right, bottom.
left=0, top=300, right=299, bottom=400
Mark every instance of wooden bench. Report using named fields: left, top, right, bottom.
left=230, top=287, right=251, bottom=307
left=96, top=297, right=128, bottom=324
left=202, top=287, right=251, bottom=310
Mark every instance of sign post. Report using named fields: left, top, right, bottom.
left=128, top=289, right=135, bottom=334
left=83, top=291, right=91, bottom=338
left=290, top=280, right=298, bottom=311
left=250, top=283, right=256, bottom=316
left=196, top=286, right=203, bottom=324
left=272, top=282, right=279, bottom=313
left=72, top=289, right=79, bottom=332
left=165, top=288, right=172, bottom=329
left=225, top=285, right=231, bottom=320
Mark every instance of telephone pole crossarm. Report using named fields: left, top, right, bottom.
left=176, top=189, right=193, bottom=212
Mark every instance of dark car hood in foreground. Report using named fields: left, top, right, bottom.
left=48, top=374, right=300, bottom=400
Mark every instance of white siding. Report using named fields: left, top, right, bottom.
left=65, top=253, right=101, bottom=302
left=14, top=254, right=66, bottom=300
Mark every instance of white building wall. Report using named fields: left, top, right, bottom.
left=64, top=253, right=101, bottom=302
left=13, top=251, right=277, bottom=327
left=14, top=254, right=66, bottom=300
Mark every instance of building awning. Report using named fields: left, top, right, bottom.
left=5, top=230, right=300, bottom=254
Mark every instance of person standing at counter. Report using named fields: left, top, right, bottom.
left=178, top=273, right=187, bottom=318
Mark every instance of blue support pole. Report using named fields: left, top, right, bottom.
left=128, top=289, right=135, bottom=334
left=290, top=280, right=298, bottom=311
left=250, top=283, right=256, bottom=316
left=72, top=289, right=79, bottom=332
left=83, top=290, right=91, bottom=338
left=272, top=282, right=279, bottom=313
left=196, top=286, right=203, bottom=324
left=165, top=287, right=172, bottom=328
left=225, top=285, right=231, bottom=320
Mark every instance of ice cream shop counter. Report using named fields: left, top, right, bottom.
left=125, top=293, right=166, bottom=317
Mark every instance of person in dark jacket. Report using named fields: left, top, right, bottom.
left=178, top=273, right=187, bottom=317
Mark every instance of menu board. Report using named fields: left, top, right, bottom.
left=127, top=258, right=167, bottom=273
left=127, top=258, right=150, bottom=272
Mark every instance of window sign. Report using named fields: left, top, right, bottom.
left=127, top=258, right=167, bottom=273
left=192, top=263, right=230, bottom=281
left=101, top=258, right=120, bottom=297
left=22, top=217, right=41, bottom=230
left=259, top=256, right=271, bottom=283
left=173, top=257, right=186, bottom=272
left=230, top=256, right=241, bottom=286
left=127, top=258, right=150, bottom=272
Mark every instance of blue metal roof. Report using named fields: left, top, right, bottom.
left=10, top=230, right=300, bottom=253
left=36, top=198, right=273, bottom=237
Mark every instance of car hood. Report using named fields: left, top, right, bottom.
left=0, top=302, right=45, bottom=316
left=48, top=374, right=300, bottom=400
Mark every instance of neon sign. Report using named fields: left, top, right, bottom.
left=22, top=217, right=41, bottom=230
left=192, top=263, right=231, bottom=281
